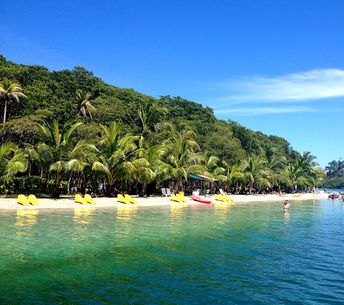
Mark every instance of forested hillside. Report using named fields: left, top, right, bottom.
left=0, top=55, right=324, bottom=197
left=320, top=160, right=344, bottom=189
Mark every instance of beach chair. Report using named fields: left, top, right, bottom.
left=171, top=194, right=183, bottom=203
left=161, top=188, right=167, bottom=197
left=28, top=194, right=39, bottom=206
left=17, top=194, right=30, bottom=206
left=125, top=194, right=138, bottom=204
left=192, top=189, right=200, bottom=196
left=219, top=189, right=227, bottom=195
left=176, top=192, right=187, bottom=202
left=85, top=194, right=95, bottom=204
left=166, top=188, right=171, bottom=197
left=117, top=194, right=131, bottom=204
left=75, top=194, right=88, bottom=204
left=215, top=194, right=234, bottom=203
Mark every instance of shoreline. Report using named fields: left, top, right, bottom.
left=0, top=192, right=330, bottom=211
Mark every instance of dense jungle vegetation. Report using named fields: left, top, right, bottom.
left=320, top=160, right=344, bottom=189
left=0, top=55, right=324, bottom=197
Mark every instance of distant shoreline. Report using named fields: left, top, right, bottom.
left=0, top=193, right=330, bottom=211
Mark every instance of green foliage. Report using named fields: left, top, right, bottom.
left=320, top=159, right=344, bottom=188
left=0, top=176, right=67, bottom=195
left=0, top=55, right=326, bottom=196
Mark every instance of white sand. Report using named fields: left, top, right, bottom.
left=0, top=192, right=330, bottom=210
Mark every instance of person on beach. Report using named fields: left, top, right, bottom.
left=284, top=200, right=290, bottom=212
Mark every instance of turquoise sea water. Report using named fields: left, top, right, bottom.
left=1, top=200, right=344, bottom=304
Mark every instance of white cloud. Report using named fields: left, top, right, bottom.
left=214, top=106, right=317, bottom=116
left=213, top=69, right=344, bottom=105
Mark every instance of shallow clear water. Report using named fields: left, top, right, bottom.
left=1, top=200, right=344, bottom=304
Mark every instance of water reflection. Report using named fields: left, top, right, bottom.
left=284, top=211, right=290, bottom=225
left=169, top=204, right=186, bottom=234
left=73, top=207, right=96, bottom=225
left=116, top=206, right=138, bottom=221
left=213, top=203, right=232, bottom=226
left=114, top=206, right=138, bottom=238
left=15, top=209, right=39, bottom=235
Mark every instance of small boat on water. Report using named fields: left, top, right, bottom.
left=328, top=193, right=340, bottom=200
left=191, top=195, right=212, bottom=205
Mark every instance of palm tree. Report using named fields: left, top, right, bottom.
left=261, top=147, right=286, bottom=190
left=132, top=142, right=168, bottom=196
left=76, top=89, right=96, bottom=120
left=243, top=156, right=270, bottom=194
left=0, top=78, right=26, bottom=123
left=136, top=99, right=167, bottom=138
left=0, top=143, right=27, bottom=179
left=295, top=152, right=324, bottom=189
left=205, top=156, right=226, bottom=180
left=224, top=163, right=245, bottom=193
left=282, top=163, right=308, bottom=191
left=91, top=122, right=138, bottom=196
left=161, top=130, right=205, bottom=191
left=36, top=120, right=88, bottom=197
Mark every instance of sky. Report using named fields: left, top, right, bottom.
left=1, top=0, right=344, bottom=167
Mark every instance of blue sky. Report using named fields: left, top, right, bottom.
left=1, top=0, right=344, bottom=166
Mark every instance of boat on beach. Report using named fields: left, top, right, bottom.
left=191, top=195, right=212, bottom=204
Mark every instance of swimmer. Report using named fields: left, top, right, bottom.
left=284, top=200, right=290, bottom=212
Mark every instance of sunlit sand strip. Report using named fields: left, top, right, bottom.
left=0, top=192, right=330, bottom=210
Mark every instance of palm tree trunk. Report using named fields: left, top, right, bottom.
left=53, top=170, right=61, bottom=198
left=3, top=99, right=7, bottom=123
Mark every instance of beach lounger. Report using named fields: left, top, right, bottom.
left=171, top=194, right=183, bottom=203
left=161, top=188, right=171, bottom=197
left=75, top=194, right=88, bottom=204
left=161, top=188, right=167, bottom=196
left=117, top=194, right=131, bottom=204
left=192, top=189, right=200, bottom=196
left=28, top=194, right=39, bottom=206
left=125, top=194, right=138, bottom=204
left=85, top=194, right=95, bottom=204
left=219, top=189, right=227, bottom=195
left=215, top=194, right=234, bottom=203
left=17, top=194, right=30, bottom=206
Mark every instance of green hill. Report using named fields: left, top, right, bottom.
left=0, top=55, right=323, bottom=197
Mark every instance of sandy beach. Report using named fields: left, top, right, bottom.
left=0, top=192, right=330, bottom=210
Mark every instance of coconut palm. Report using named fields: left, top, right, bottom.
left=91, top=122, right=138, bottom=196
left=243, top=156, right=271, bottom=194
left=0, top=143, right=27, bottom=179
left=224, top=163, right=245, bottom=193
left=136, top=99, right=167, bottom=138
left=36, top=120, right=89, bottom=197
left=282, top=163, right=309, bottom=191
left=261, top=147, right=286, bottom=190
left=0, top=78, right=26, bottom=123
left=295, top=152, right=324, bottom=188
left=161, top=130, right=205, bottom=191
left=76, top=89, right=96, bottom=120
left=205, top=156, right=226, bottom=180
left=132, top=142, right=169, bottom=196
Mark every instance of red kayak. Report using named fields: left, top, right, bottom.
left=191, top=195, right=212, bottom=205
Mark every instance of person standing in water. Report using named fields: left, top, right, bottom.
left=284, top=200, right=290, bottom=212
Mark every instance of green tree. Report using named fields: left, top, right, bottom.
left=0, top=143, right=27, bottom=179
left=76, top=89, right=96, bottom=120
left=243, top=156, right=270, bottom=194
left=161, top=130, right=205, bottom=191
left=36, top=120, right=86, bottom=197
left=0, top=78, right=26, bottom=123
left=132, top=141, right=169, bottom=196
left=91, top=122, right=138, bottom=196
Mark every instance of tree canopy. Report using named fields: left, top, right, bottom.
left=0, top=55, right=325, bottom=196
